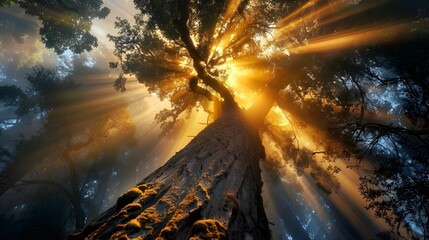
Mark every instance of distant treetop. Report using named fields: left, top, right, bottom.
left=0, top=0, right=110, bottom=54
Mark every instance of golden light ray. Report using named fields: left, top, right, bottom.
left=134, top=107, right=209, bottom=166
left=220, top=32, right=250, bottom=54
left=262, top=108, right=389, bottom=237
left=327, top=161, right=389, bottom=238
left=224, top=56, right=270, bottom=67
left=288, top=22, right=414, bottom=55
left=23, top=79, right=139, bottom=178
left=275, top=0, right=346, bottom=39
left=225, top=61, right=271, bottom=86
left=123, top=74, right=212, bottom=164
left=59, top=76, right=130, bottom=108
left=276, top=0, right=320, bottom=28
left=275, top=0, right=388, bottom=39
left=102, top=1, right=138, bottom=20
left=210, top=0, right=244, bottom=56
left=210, top=12, right=257, bottom=57
left=210, top=55, right=274, bottom=109
left=223, top=0, right=243, bottom=26
left=205, top=0, right=413, bottom=106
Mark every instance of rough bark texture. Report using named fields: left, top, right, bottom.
left=69, top=107, right=270, bottom=240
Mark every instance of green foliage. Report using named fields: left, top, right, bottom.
left=108, top=14, right=187, bottom=93
left=0, top=0, right=15, bottom=7
left=2, top=0, right=110, bottom=53
left=361, top=166, right=429, bottom=240
left=0, top=66, right=78, bottom=118
left=133, top=0, right=181, bottom=40
left=27, top=66, right=80, bottom=109
left=0, top=85, right=29, bottom=114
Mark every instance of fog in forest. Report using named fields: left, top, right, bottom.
left=0, top=0, right=428, bottom=239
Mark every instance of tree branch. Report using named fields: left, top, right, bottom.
left=189, top=76, right=217, bottom=102
left=174, top=0, right=237, bottom=107
left=245, top=85, right=279, bottom=127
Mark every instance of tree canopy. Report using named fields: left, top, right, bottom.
left=106, top=0, right=429, bottom=238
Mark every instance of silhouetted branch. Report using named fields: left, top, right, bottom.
left=359, top=122, right=428, bottom=143
left=174, top=0, right=237, bottom=107
left=189, top=76, right=218, bottom=102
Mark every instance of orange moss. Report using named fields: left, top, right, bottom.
left=191, top=219, right=227, bottom=239
left=133, top=182, right=164, bottom=202
left=116, top=187, right=144, bottom=210
left=139, top=207, right=161, bottom=224
left=222, top=193, right=238, bottom=211
left=125, top=219, right=141, bottom=230
left=197, top=184, right=210, bottom=202
left=124, top=202, right=142, bottom=212
left=129, top=187, right=144, bottom=196
left=136, top=182, right=162, bottom=192
left=159, top=223, right=178, bottom=239
left=111, top=231, right=130, bottom=240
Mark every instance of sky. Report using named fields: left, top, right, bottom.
left=0, top=1, right=395, bottom=239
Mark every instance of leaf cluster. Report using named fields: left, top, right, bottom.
left=1, top=0, right=110, bottom=53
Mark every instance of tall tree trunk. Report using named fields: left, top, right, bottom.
left=65, top=152, right=86, bottom=230
left=69, top=106, right=271, bottom=239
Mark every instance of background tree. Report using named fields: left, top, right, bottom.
left=70, top=0, right=428, bottom=239
left=0, top=0, right=110, bottom=53
left=0, top=64, right=136, bottom=239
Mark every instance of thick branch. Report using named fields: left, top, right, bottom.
left=175, top=0, right=237, bottom=107
left=245, top=86, right=279, bottom=128
left=175, top=0, right=201, bottom=62
left=189, top=76, right=217, bottom=102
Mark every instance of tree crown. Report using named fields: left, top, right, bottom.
left=107, top=1, right=429, bottom=238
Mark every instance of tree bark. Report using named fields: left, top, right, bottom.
left=69, top=106, right=271, bottom=239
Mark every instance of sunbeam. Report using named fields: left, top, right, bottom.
left=1, top=0, right=427, bottom=239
